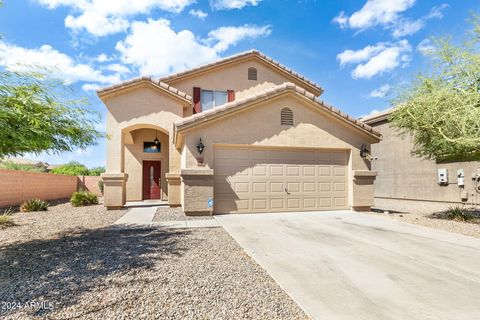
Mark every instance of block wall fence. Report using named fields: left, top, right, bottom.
left=0, top=169, right=102, bottom=208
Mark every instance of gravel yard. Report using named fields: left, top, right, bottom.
left=0, top=202, right=307, bottom=319
left=153, top=206, right=214, bottom=222
left=0, top=200, right=126, bottom=245
left=367, top=211, right=480, bottom=239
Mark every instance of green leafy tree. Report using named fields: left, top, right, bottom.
left=51, top=161, right=90, bottom=176
left=390, top=16, right=480, bottom=161
left=88, top=166, right=105, bottom=176
left=0, top=70, right=103, bottom=158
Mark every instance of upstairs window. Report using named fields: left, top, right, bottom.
left=281, top=107, right=293, bottom=126
left=248, top=67, right=257, bottom=80
left=201, top=90, right=227, bottom=111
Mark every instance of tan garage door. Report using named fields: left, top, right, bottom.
left=214, top=147, right=348, bottom=214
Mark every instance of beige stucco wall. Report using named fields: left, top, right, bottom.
left=370, top=120, right=480, bottom=212
left=103, top=85, right=187, bottom=202
left=166, top=59, right=320, bottom=103
left=180, top=94, right=377, bottom=210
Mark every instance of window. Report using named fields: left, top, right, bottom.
left=281, top=107, right=293, bottom=126
left=248, top=67, right=257, bottom=80
left=144, top=142, right=161, bottom=153
left=201, top=90, right=227, bottom=111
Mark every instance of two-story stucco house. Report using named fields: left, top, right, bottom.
left=98, top=50, right=381, bottom=215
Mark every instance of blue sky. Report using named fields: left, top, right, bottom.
left=0, top=0, right=478, bottom=167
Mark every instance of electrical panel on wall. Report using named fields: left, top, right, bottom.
left=437, top=168, right=448, bottom=185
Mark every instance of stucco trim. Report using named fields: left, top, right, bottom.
left=97, top=76, right=192, bottom=105
left=159, top=50, right=323, bottom=96
left=173, top=82, right=381, bottom=147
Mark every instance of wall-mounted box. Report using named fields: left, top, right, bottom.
left=437, top=168, right=448, bottom=185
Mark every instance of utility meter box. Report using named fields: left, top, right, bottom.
left=437, top=168, right=448, bottom=185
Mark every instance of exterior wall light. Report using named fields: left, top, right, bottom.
left=154, top=130, right=160, bottom=146
left=196, top=138, right=205, bottom=154
left=360, top=144, right=370, bottom=159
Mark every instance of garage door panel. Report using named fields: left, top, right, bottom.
left=334, top=166, right=347, bottom=177
left=252, top=165, right=267, bottom=176
left=252, top=182, right=267, bottom=193
left=253, top=199, right=267, bottom=210
left=303, top=198, right=316, bottom=209
left=287, top=198, right=301, bottom=209
left=303, top=182, right=316, bottom=193
left=287, top=182, right=300, bottom=193
left=270, top=182, right=284, bottom=193
left=234, top=182, right=249, bottom=193
left=214, top=147, right=348, bottom=214
left=270, top=165, right=284, bottom=176
left=287, top=165, right=301, bottom=176
left=270, top=198, right=284, bottom=209
left=334, top=182, right=346, bottom=191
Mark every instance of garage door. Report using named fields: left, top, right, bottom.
left=214, top=147, right=348, bottom=213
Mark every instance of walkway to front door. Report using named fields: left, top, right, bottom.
left=143, top=160, right=161, bottom=200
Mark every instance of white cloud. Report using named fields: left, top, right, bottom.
left=370, top=84, right=391, bottom=98
left=392, top=4, right=449, bottom=38
left=334, top=0, right=416, bottom=30
left=116, top=19, right=271, bottom=76
left=416, top=38, right=435, bottom=55
left=333, top=1, right=448, bottom=37
left=359, top=109, right=381, bottom=119
left=210, top=0, right=261, bottom=10
left=105, top=63, right=130, bottom=74
left=337, top=40, right=412, bottom=79
left=35, top=0, right=196, bottom=36
left=0, top=41, right=120, bottom=85
left=189, top=9, right=208, bottom=20
left=337, top=43, right=387, bottom=66
left=206, top=25, right=271, bottom=52
left=95, top=53, right=110, bottom=62
left=65, top=12, right=130, bottom=37
left=82, top=83, right=103, bottom=91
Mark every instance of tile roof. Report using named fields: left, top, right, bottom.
left=174, top=82, right=381, bottom=139
left=97, top=76, right=192, bottom=102
left=358, top=108, right=394, bottom=125
left=159, top=50, right=323, bottom=95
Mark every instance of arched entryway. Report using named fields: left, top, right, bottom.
left=121, top=124, right=169, bottom=201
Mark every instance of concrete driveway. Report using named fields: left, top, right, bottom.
left=215, top=211, right=480, bottom=320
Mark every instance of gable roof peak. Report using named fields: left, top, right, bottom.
left=159, top=50, right=323, bottom=96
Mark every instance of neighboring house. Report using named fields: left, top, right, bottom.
left=361, top=109, right=480, bottom=213
left=98, top=50, right=380, bottom=215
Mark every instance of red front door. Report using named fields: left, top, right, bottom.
left=143, top=161, right=161, bottom=200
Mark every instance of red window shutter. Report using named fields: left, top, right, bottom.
left=193, top=87, right=201, bottom=113
left=227, top=90, right=235, bottom=102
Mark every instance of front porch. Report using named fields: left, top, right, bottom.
left=102, top=123, right=183, bottom=210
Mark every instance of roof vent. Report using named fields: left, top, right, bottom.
left=248, top=67, right=257, bottom=80
left=281, top=107, right=293, bottom=126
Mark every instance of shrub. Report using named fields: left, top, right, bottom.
left=0, top=207, right=14, bottom=227
left=70, top=191, right=98, bottom=207
left=89, top=166, right=105, bottom=176
left=0, top=215, right=14, bottom=227
left=98, top=179, right=104, bottom=195
left=445, top=206, right=475, bottom=222
left=51, top=161, right=90, bottom=176
left=20, top=198, right=49, bottom=212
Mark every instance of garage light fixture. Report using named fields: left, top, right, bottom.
left=360, top=144, right=370, bottom=159
left=196, top=138, right=205, bottom=154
